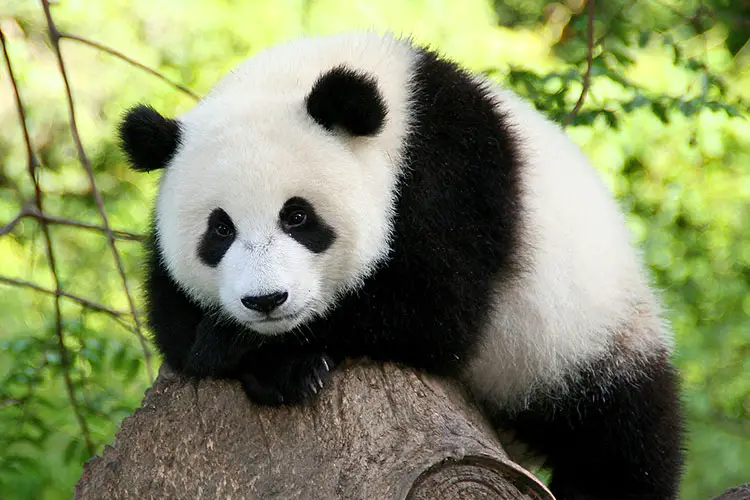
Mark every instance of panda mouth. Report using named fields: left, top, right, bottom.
left=247, top=311, right=306, bottom=335
left=244, top=304, right=313, bottom=333
left=263, top=315, right=295, bottom=323
left=256, top=312, right=301, bottom=324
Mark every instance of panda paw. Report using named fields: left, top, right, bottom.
left=238, top=350, right=335, bottom=407
left=183, top=316, right=245, bottom=379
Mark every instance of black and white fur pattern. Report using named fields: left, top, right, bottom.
left=119, top=32, right=684, bottom=500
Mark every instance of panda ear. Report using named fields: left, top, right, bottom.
left=305, top=66, right=387, bottom=137
left=118, top=104, right=181, bottom=172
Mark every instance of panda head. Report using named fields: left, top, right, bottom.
left=119, top=53, right=408, bottom=335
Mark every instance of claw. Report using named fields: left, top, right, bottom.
left=322, top=358, right=330, bottom=372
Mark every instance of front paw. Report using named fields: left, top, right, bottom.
left=183, top=347, right=222, bottom=379
left=238, top=351, right=334, bottom=407
left=182, top=316, right=245, bottom=379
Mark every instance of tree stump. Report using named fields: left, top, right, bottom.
left=75, top=360, right=553, bottom=499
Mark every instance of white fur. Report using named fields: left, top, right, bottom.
left=154, top=32, right=415, bottom=334
left=463, top=86, right=672, bottom=411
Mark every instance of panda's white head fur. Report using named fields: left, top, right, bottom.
left=120, top=32, right=415, bottom=335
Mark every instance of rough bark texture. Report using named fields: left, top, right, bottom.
left=713, top=484, right=750, bottom=500
left=75, top=360, right=553, bottom=499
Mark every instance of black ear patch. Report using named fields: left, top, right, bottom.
left=119, top=104, right=181, bottom=172
left=305, top=66, right=387, bottom=136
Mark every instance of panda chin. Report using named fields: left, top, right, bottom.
left=246, top=314, right=305, bottom=336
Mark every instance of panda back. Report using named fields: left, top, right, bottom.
left=462, top=85, right=672, bottom=410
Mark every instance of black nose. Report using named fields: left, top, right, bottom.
left=241, top=291, right=288, bottom=313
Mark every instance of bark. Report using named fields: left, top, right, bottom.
left=713, top=484, right=750, bottom=500
left=75, top=360, right=553, bottom=499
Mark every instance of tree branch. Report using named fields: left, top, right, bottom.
left=75, top=362, right=554, bottom=499
left=35, top=209, right=145, bottom=241
left=1, top=204, right=144, bottom=241
left=40, top=0, right=154, bottom=382
left=0, top=209, right=27, bottom=237
left=60, top=33, right=199, bottom=100
left=0, top=275, right=135, bottom=320
left=1, top=26, right=95, bottom=457
left=565, top=0, right=596, bottom=127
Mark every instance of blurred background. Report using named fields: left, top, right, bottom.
left=0, top=0, right=748, bottom=498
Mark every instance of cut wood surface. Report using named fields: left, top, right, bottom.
left=75, top=360, right=554, bottom=499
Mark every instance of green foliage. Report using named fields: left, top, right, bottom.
left=0, top=1, right=748, bottom=498
left=0, top=319, right=146, bottom=497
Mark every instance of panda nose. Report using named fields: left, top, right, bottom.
left=241, top=291, right=288, bottom=313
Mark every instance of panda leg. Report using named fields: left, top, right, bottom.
left=237, top=344, right=336, bottom=407
left=500, top=354, right=684, bottom=500
left=183, top=316, right=249, bottom=378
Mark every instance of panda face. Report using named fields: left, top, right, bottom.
left=189, top=196, right=337, bottom=335
left=202, top=202, right=327, bottom=332
left=121, top=33, right=415, bottom=335
left=152, top=110, right=390, bottom=335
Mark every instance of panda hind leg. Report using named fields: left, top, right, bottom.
left=497, top=354, right=684, bottom=500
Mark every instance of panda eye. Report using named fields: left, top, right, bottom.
left=282, top=208, right=307, bottom=229
left=214, top=223, right=234, bottom=238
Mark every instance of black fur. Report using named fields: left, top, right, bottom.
left=305, top=66, right=387, bottom=136
left=279, top=197, right=336, bottom=254
left=141, top=227, right=205, bottom=375
left=238, top=346, right=334, bottom=406
left=119, top=105, right=181, bottom=172
left=128, top=42, right=683, bottom=500
left=497, top=353, right=685, bottom=500
left=184, top=315, right=246, bottom=378
left=197, top=208, right=236, bottom=267
left=309, top=48, right=527, bottom=375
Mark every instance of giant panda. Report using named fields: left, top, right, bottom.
left=119, top=31, right=684, bottom=499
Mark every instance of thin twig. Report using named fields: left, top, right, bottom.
left=0, top=275, right=134, bottom=320
left=565, top=0, right=596, bottom=127
left=1, top=204, right=144, bottom=241
left=1, top=26, right=96, bottom=457
left=0, top=209, right=27, bottom=237
left=36, top=211, right=145, bottom=241
left=60, top=33, right=199, bottom=100
left=40, top=0, right=154, bottom=382
left=0, top=204, right=146, bottom=241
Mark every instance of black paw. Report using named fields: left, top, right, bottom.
left=184, top=346, right=224, bottom=379
left=238, top=351, right=334, bottom=407
left=183, top=316, right=246, bottom=379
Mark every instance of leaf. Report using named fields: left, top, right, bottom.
left=63, top=438, right=82, bottom=465
left=125, top=357, right=142, bottom=383
left=638, top=31, right=651, bottom=48
left=651, top=101, right=670, bottom=123
left=603, top=110, right=619, bottom=129
left=0, top=453, right=38, bottom=472
left=623, top=94, right=650, bottom=113
left=610, top=47, right=635, bottom=66
left=705, top=101, right=744, bottom=118
left=112, top=344, right=128, bottom=372
left=82, top=345, right=103, bottom=368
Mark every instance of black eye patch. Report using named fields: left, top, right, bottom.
left=198, top=208, right=236, bottom=267
left=279, top=197, right=336, bottom=253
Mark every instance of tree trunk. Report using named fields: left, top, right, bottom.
left=75, top=360, right=553, bottom=499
